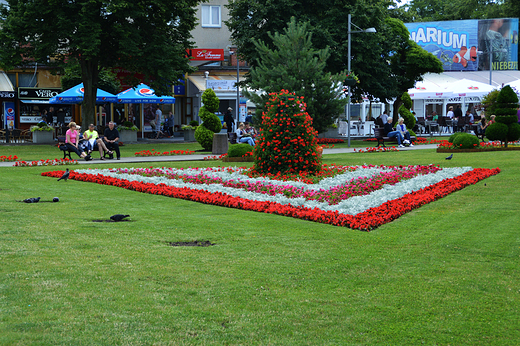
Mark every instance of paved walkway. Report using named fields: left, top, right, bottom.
left=0, top=144, right=439, bottom=168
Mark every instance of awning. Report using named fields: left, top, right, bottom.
left=187, top=74, right=247, bottom=93
left=20, top=100, right=51, bottom=104
left=0, top=71, right=14, bottom=92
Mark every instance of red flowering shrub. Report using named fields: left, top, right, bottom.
left=252, top=90, right=321, bottom=175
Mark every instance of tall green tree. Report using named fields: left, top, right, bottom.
left=246, top=18, right=347, bottom=133
left=0, top=0, right=200, bottom=129
left=385, top=17, right=443, bottom=116
left=226, top=0, right=442, bottom=107
left=407, top=0, right=506, bottom=21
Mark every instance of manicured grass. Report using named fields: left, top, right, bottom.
left=0, top=145, right=518, bottom=345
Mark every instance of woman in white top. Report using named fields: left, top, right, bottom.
left=235, top=123, right=255, bottom=146
left=396, top=118, right=413, bottom=146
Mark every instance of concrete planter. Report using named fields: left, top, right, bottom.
left=118, top=130, right=138, bottom=143
left=183, top=129, right=196, bottom=142
left=318, top=128, right=338, bottom=138
left=32, top=130, right=53, bottom=144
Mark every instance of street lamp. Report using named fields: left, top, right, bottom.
left=229, top=48, right=240, bottom=130
left=477, top=46, right=507, bottom=85
left=346, top=14, right=376, bottom=147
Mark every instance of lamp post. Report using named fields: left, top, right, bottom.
left=229, top=49, right=240, bottom=130
left=346, top=14, right=376, bottom=147
left=478, top=45, right=507, bottom=85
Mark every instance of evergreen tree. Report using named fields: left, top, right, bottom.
left=486, top=85, right=520, bottom=147
left=246, top=17, right=347, bottom=133
left=252, top=90, right=321, bottom=175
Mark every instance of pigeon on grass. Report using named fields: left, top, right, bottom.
left=23, top=197, right=40, bottom=203
left=445, top=154, right=453, bottom=160
left=57, top=169, right=70, bottom=181
left=110, top=214, right=130, bottom=222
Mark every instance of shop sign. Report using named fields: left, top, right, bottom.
left=0, top=91, right=15, bottom=98
left=18, top=87, right=61, bottom=99
left=20, top=116, right=43, bottom=123
left=207, top=80, right=237, bottom=91
left=405, top=18, right=519, bottom=71
left=3, top=101, right=15, bottom=129
left=188, top=49, right=225, bottom=61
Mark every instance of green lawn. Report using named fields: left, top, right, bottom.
left=0, top=143, right=518, bottom=345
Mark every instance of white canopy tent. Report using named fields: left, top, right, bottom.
left=408, top=81, right=449, bottom=100
left=442, top=79, right=496, bottom=98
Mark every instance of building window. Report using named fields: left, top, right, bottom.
left=201, top=5, right=220, bottom=28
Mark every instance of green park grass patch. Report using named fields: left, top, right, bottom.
left=0, top=147, right=519, bottom=345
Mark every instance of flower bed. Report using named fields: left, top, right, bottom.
left=354, top=147, right=398, bottom=153
left=1, top=155, right=18, bottom=162
left=317, top=138, right=344, bottom=144
left=437, top=140, right=520, bottom=152
left=41, top=165, right=500, bottom=231
left=15, top=158, right=78, bottom=167
left=135, top=149, right=196, bottom=157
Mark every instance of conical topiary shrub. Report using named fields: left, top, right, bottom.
left=486, top=85, right=520, bottom=147
left=251, top=90, right=321, bottom=175
left=398, top=92, right=416, bottom=132
left=195, top=88, right=222, bottom=150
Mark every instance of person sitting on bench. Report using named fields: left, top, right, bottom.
left=396, top=117, right=414, bottom=147
left=383, top=117, right=405, bottom=148
left=66, top=122, right=91, bottom=160
left=236, top=122, right=255, bottom=146
left=103, top=121, right=121, bottom=160
left=84, top=123, right=113, bottom=160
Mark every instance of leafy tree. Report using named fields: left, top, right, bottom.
left=481, top=89, right=500, bottom=117
left=407, top=0, right=506, bottom=21
left=60, top=63, right=120, bottom=95
left=226, top=0, right=442, bottom=112
left=195, top=89, right=222, bottom=150
left=0, top=0, right=200, bottom=129
left=252, top=90, right=321, bottom=175
left=245, top=17, right=347, bottom=133
left=385, top=17, right=443, bottom=116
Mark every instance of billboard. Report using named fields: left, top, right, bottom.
left=405, top=18, right=518, bottom=71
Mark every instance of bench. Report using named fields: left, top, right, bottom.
left=373, top=127, right=416, bottom=147
left=58, top=136, right=110, bottom=160
left=227, top=132, right=237, bottom=144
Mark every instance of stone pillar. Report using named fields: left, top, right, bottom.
left=212, top=133, right=229, bottom=155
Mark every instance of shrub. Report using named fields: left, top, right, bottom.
left=252, top=90, right=321, bottom=175
left=195, top=89, right=222, bottom=150
left=398, top=92, right=415, bottom=130
left=451, top=132, right=480, bottom=149
left=189, top=120, right=199, bottom=127
left=507, top=123, right=520, bottom=142
left=485, top=122, right=508, bottom=143
left=201, top=88, right=219, bottom=112
left=194, top=125, right=214, bottom=151
left=228, top=144, right=253, bottom=157
left=448, top=132, right=464, bottom=143
left=492, top=85, right=519, bottom=146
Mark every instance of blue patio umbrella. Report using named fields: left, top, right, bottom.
left=49, top=83, right=118, bottom=104
left=116, top=84, right=175, bottom=138
left=116, top=84, right=176, bottom=104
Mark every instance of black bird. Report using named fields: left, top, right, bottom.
left=445, top=154, right=453, bottom=160
left=57, top=168, right=70, bottom=181
left=110, top=214, right=130, bottom=222
left=23, top=197, right=40, bottom=203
